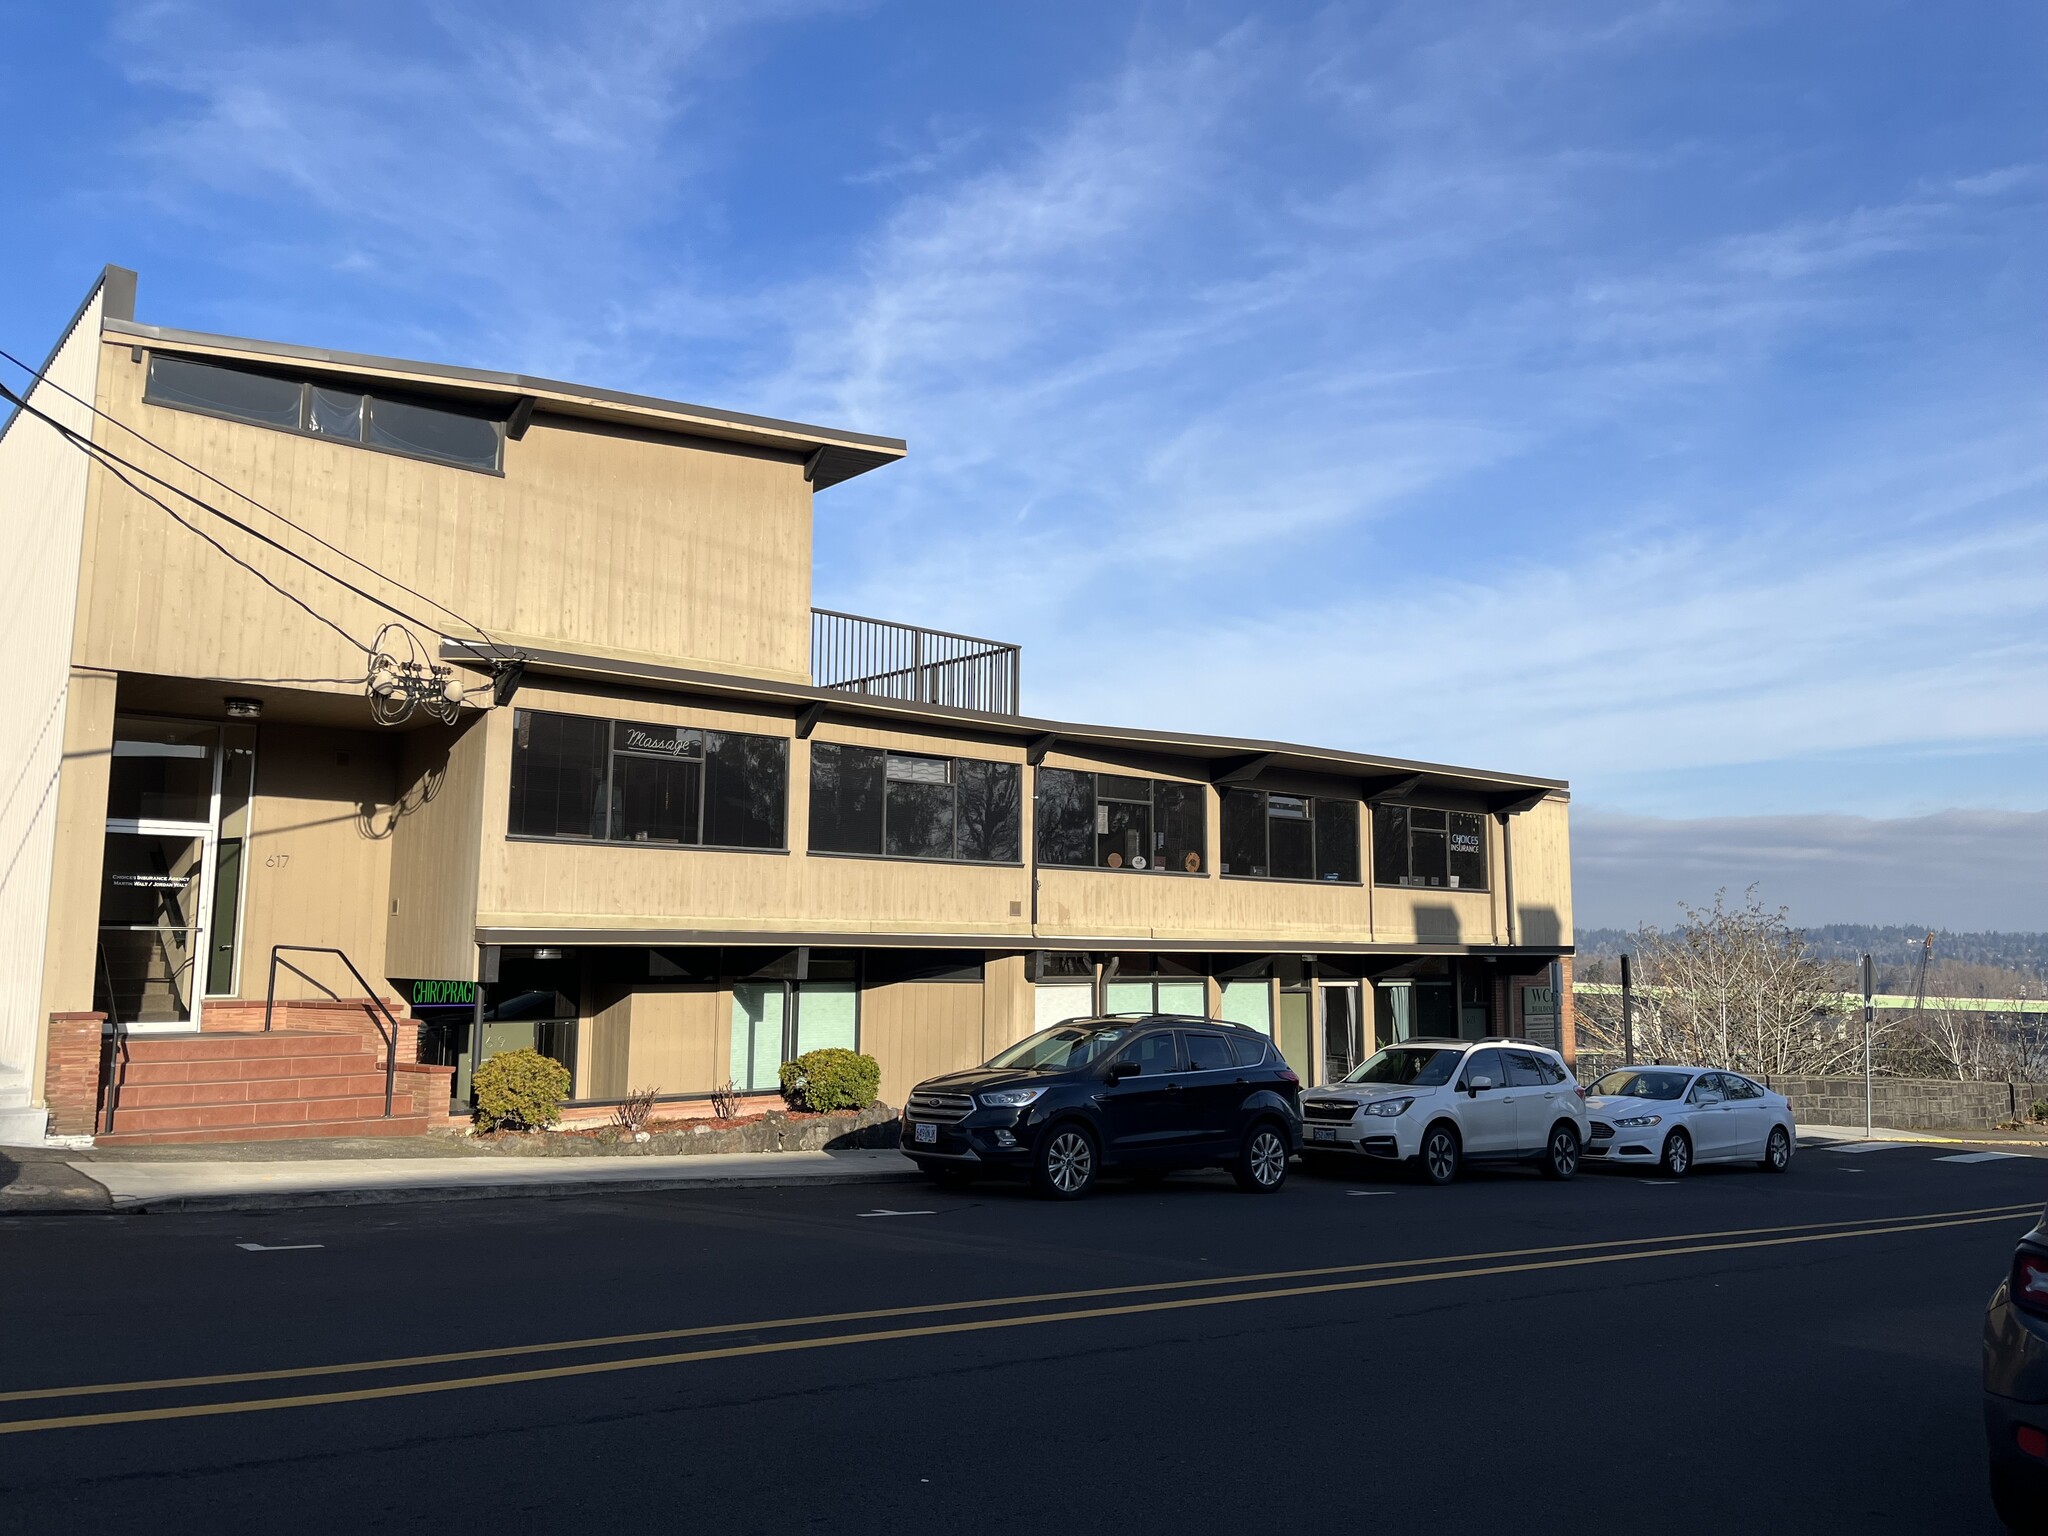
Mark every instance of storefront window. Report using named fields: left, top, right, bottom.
left=1217, top=978, right=1272, bottom=1036
left=509, top=709, right=786, bottom=850
left=730, top=980, right=862, bottom=1093
left=1372, top=804, right=1489, bottom=890
left=809, top=744, right=1021, bottom=863
left=1221, top=790, right=1360, bottom=882
left=1036, top=769, right=1206, bottom=874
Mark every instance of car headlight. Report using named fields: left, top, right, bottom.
left=1614, top=1113, right=1662, bottom=1128
left=978, top=1087, right=1047, bottom=1108
left=1362, top=1097, right=1413, bottom=1117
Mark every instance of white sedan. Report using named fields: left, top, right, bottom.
left=1581, top=1066, right=1796, bottom=1177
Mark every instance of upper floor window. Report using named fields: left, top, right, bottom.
left=808, top=743, right=1021, bottom=863
left=1372, top=805, right=1488, bottom=890
left=1037, top=769, right=1206, bottom=874
left=508, top=709, right=785, bottom=850
left=145, top=354, right=504, bottom=473
left=1219, top=790, right=1359, bottom=883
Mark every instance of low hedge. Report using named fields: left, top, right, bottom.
left=473, top=1047, right=572, bottom=1132
left=778, top=1048, right=881, bottom=1113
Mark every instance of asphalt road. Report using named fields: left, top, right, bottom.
left=0, top=1143, right=2038, bottom=1535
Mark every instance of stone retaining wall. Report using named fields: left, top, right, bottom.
left=1765, top=1076, right=2048, bottom=1131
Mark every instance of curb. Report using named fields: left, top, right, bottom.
left=95, top=1165, right=925, bottom=1216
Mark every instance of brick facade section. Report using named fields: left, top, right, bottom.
left=43, top=1011, right=106, bottom=1136
left=201, top=998, right=420, bottom=1065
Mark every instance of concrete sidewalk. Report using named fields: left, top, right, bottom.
left=3, top=1147, right=920, bottom=1215
left=1799, top=1124, right=2048, bottom=1152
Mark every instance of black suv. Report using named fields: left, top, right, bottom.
left=900, top=1015, right=1303, bottom=1199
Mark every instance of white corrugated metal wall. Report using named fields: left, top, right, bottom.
left=0, top=275, right=104, bottom=1096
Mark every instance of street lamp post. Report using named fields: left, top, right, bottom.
left=1862, top=953, right=1874, bottom=1138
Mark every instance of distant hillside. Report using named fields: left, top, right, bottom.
left=1574, top=924, right=2048, bottom=995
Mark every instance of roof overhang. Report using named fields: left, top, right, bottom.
left=102, top=315, right=905, bottom=489
left=442, top=640, right=1569, bottom=802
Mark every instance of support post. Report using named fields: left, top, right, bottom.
left=1862, top=953, right=1874, bottom=1138
left=1620, top=953, right=1634, bottom=1066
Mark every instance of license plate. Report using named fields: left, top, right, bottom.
left=914, top=1122, right=937, bottom=1144
left=1307, top=1127, right=1337, bottom=1143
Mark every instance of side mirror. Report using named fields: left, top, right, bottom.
left=1106, top=1060, right=1140, bottom=1083
left=1466, top=1074, right=1494, bottom=1096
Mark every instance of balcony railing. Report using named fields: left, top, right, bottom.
left=811, top=608, right=1022, bottom=716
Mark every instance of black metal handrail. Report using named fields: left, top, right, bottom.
left=811, top=607, right=1021, bottom=715
left=99, top=1028, right=129, bottom=1137
left=263, top=945, right=399, bottom=1117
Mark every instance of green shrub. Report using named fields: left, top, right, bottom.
left=2032, top=1100, right=2048, bottom=1122
left=778, top=1048, right=880, bottom=1113
left=473, top=1048, right=572, bottom=1131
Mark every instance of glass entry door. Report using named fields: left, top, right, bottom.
left=98, top=827, right=210, bottom=1029
left=94, top=719, right=251, bottom=1032
left=1321, top=984, right=1363, bottom=1082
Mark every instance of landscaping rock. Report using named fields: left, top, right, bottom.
left=480, top=1103, right=901, bottom=1157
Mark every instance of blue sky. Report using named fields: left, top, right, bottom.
left=3, top=1, right=2043, bottom=929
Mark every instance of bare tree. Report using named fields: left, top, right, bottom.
left=1576, top=889, right=1859, bottom=1076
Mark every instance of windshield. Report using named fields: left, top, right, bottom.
left=1342, top=1047, right=1464, bottom=1088
left=1588, top=1070, right=1693, bottom=1101
left=987, top=1024, right=1132, bottom=1072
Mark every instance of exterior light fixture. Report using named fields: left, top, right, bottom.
left=531, top=947, right=564, bottom=961
left=224, top=697, right=264, bottom=719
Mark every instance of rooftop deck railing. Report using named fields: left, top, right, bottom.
left=811, top=608, right=1021, bottom=716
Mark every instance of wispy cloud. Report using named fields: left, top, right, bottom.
left=76, top=0, right=2048, bottom=880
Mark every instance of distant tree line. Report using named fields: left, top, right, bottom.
left=1574, top=891, right=2048, bottom=1083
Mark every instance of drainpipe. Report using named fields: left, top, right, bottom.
left=1497, top=811, right=1517, bottom=947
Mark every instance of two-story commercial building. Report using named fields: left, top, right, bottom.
left=0, top=265, right=1574, bottom=1145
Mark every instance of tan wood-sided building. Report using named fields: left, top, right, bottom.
left=0, top=266, right=1575, bottom=1146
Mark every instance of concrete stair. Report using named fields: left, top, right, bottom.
left=0, top=1065, right=50, bottom=1146
left=96, top=1031, right=432, bottom=1146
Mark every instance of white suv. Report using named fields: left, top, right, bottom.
left=1298, top=1038, right=1589, bottom=1184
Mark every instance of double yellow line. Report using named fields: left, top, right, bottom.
left=1, top=1201, right=2034, bottom=1436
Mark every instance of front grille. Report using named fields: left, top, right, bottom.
left=907, top=1090, right=975, bottom=1124
left=1304, top=1100, right=1360, bottom=1123
left=1589, top=1121, right=1614, bottom=1141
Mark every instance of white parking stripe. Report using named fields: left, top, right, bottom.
left=1935, top=1152, right=2026, bottom=1164
left=1820, top=1142, right=1910, bottom=1154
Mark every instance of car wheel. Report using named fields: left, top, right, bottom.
left=1032, top=1123, right=1098, bottom=1200
left=1417, top=1122, right=1461, bottom=1186
left=1233, top=1122, right=1290, bottom=1193
left=1991, top=1462, right=2048, bottom=1535
left=1660, top=1128, right=1693, bottom=1178
left=1540, top=1122, right=1581, bottom=1180
left=1760, top=1125, right=1793, bottom=1173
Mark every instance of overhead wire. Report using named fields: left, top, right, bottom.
left=0, top=343, right=517, bottom=663
left=0, top=379, right=473, bottom=669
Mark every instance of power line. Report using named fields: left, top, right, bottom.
left=0, top=343, right=516, bottom=662
left=0, top=379, right=470, bottom=654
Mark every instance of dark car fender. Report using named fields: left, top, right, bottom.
left=1238, top=1087, right=1303, bottom=1150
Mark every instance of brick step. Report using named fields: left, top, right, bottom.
left=104, top=1093, right=403, bottom=1135
left=120, top=1032, right=370, bottom=1064
left=115, top=1071, right=395, bottom=1109
left=117, top=1051, right=382, bottom=1085
left=95, top=1115, right=434, bottom=1147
